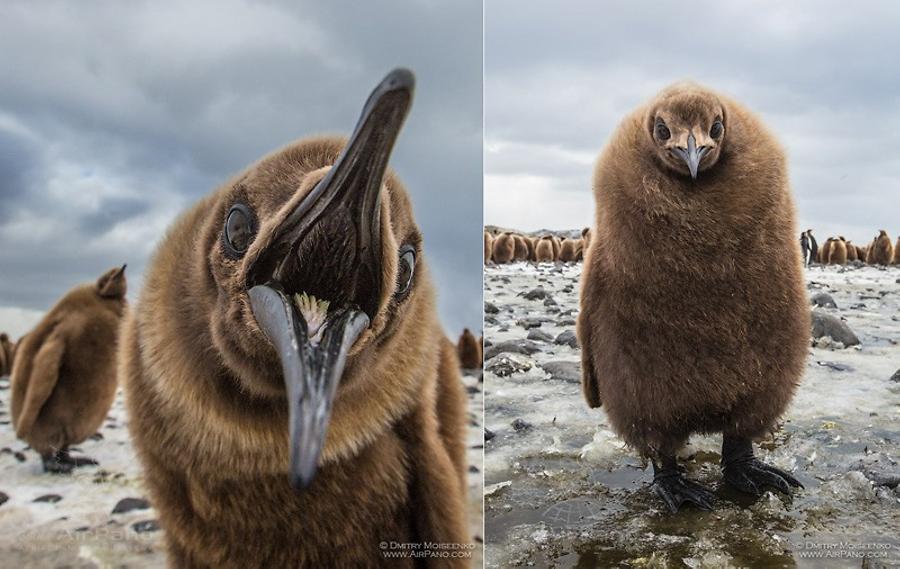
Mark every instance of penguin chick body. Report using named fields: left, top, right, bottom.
left=457, top=328, right=482, bottom=369
left=535, top=236, right=554, bottom=262
left=870, top=230, right=894, bottom=265
left=492, top=232, right=515, bottom=264
left=11, top=266, right=127, bottom=473
left=121, top=71, right=469, bottom=567
left=578, top=83, right=808, bottom=511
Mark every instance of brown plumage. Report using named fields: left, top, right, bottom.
left=856, top=245, right=866, bottom=262
left=829, top=238, right=847, bottom=264
left=581, top=227, right=592, bottom=250
left=894, top=237, right=900, bottom=264
left=821, top=238, right=834, bottom=264
left=512, top=234, right=529, bottom=262
left=524, top=235, right=537, bottom=261
left=578, top=83, right=808, bottom=511
left=484, top=230, right=493, bottom=263
left=550, top=236, right=561, bottom=260
left=559, top=237, right=582, bottom=263
left=0, top=333, right=13, bottom=376
left=457, top=328, right=482, bottom=369
left=10, top=266, right=127, bottom=473
left=869, top=230, right=894, bottom=265
left=535, top=236, right=554, bottom=262
left=846, top=240, right=858, bottom=262
left=492, top=232, right=516, bottom=264
left=121, top=71, right=469, bottom=567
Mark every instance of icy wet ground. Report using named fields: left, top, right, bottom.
left=0, top=370, right=485, bottom=567
left=484, top=262, right=900, bottom=568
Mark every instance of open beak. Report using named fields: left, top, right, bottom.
left=673, top=133, right=710, bottom=180
left=245, top=68, right=414, bottom=489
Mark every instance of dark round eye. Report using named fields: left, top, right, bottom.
left=223, top=203, right=255, bottom=258
left=710, top=120, right=724, bottom=139
left=654, top=121, right=671, bottom=141
left=396, top=246, right=416, bottom=297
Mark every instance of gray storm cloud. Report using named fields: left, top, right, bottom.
left=0, top=0, right=483, bottom=334
left=486, top=0, right=900, bottom=241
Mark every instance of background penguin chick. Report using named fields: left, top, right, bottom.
left=484, top=231, right=494, bottom=263
left=457, top=328, right=482, bottom=369
left=559, top=237, right=582, bottom=263
left=578, top=82, right=808, bottom=513
left=550, top=236, right=562, bottom=261
left=535, top=236, right=554, bottom=262
left=829, top=238, right=847, bottom=264
left=492, top=232, right=516, bottom=264
left=894, top=236, right=900, bottom=264
left=870, top=230, right=894, bottom=265
left=821, top=238, right=834, bottom=264
left=512, top=234, right=529, bottom=261
left=10, top=265, right=127, bottom=474
left=846, top=240, right=858, bottom=262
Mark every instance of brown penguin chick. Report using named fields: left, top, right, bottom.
left=457, top=328, right=482, bottom=369
left=120, top=70, right=470, bottom=567
left=512, top=234, right=529, bottom=262
left=484, top=230, right=493, bottom=263
left=869, top=230, right=894, bottom=265
left=550, top=236, right=562, bottom=260
left=846, top=240, right=858, bottom=262
left=558, top=237, right=582, bottom=263
left=894, top=237, right=900, bottom=264
left=492, top=232, right=516, bottom=264
left=578, top=83, right=808, bottom=512
left=857, top=245, right=866, bottom=262
left=0, top=333, right=9, bottom=376
left=581, top=227, right=592, bottom=250
left=524, top=235, right=537, bottom=261
left=829, top=238, right=847, bottom=264
left=820, top=238, right=834, bottom=265
left=10, top=265, right=127, bottom=473
left=535, top=236, right=555, bottom=262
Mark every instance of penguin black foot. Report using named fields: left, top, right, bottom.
left=652, top=457, right=714, bottom=513
left=42, top=449, right=99, bottom=474
left=721, top=436, right=803, bottom=497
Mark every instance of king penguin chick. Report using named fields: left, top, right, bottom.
left=457, top=328, right=482, bottom=370
left=845, top=240, right=858, bottom=262
left=830, top=237, right=847, bottom=265
left=11, top=265, right=127, bottom=473
left=894, top=236, right=900, bottom=264
left=120, top=70, right=470, bottom=567
left=578, top=83, right=808, bottom=512
left=484, top=230, right=494, bottom=263
left=535, top=236, right=554, bottom=262
left=492, top=232, right=516, bottom=264
left=821, top=238, right=834, bottom=265
left=559, top=238, right=582, bottom=263
left=869, top=230, right=894, bottom=265
left=0, top=333, right=12, bottom=376
left=512, top=234, right=529, bottom=262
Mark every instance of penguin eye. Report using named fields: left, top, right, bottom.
left=654, top=120, right=671, bottom=141
left=395, top=246, right=416, bottom=298
left=710, top=120, right=724, bottom=139
left=223, top=203, right=256, bottom=258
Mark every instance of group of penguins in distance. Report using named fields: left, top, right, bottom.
left=801, top=229, right=898, bottom=266
left=484, top=227, right=592, bottom=264
left=1, top=74, right=897, bottom=565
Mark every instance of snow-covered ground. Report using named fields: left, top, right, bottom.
left=484, top=262, right=900, bottom=568
left=0, top=370, right=484, bottom=567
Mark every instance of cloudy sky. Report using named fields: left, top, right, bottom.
left=486, top=0, right=900, bottom=244
left=0, top=0, right=482, bottom=338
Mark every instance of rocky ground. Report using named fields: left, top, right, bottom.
left=0, top=371, right=484, bottom=567
left=484, top=262, right=900, bottom=568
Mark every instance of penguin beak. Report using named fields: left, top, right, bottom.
left=246, top=68, right=414, bottom=489
left=673, top=133, right=710, bottom=180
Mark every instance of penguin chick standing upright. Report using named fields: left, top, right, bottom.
left=484, top=230, right=494, bottom=263
left=457, top=328, right=482, bottom=369
left=0, top=333, right=11, bottom=376
left=121, top=70, right=469, bottom=567
left=492, top=232, right=515, bottom=264
left=870, top=230, right=894, bottom=265
left=578, top=83, right=808, bottom=512
left=11, top=265, right=127, bottom=473
left=829, top=237, right=847, bottom=265
left=535, top=236, right=554, bottom=262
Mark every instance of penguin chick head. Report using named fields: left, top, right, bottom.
left=202, top=69, right=418, bottom=489
left=96, top=264, right=127, bottom=299
left=645, top=83, right=727, bottom=180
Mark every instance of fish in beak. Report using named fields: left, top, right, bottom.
left=245, top=68, right=414, bottom=488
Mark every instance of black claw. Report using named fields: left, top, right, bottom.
left=41, top=449, right=98, bottom=474
left=721, top=436, right=802, bottom=497
left=652, top=461, right=715, bottom=512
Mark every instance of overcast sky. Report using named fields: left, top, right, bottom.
left=0, top=0, right=482, bottom=338
left=486, top=0, right=900, bottom=244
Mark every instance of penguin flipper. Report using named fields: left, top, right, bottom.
left=577, top=263, right=603, bottom=408
left=14, top=330, right=65, bottom=438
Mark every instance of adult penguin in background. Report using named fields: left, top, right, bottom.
left=535, top=236, right=554, bottom=262
left=484, top=230, right=493, bottom=263
left=121, top=70, right=470, bottom=567
left=806, top=229, right=818, bottom=263
left=579, top=83, right=807, bottom=512
left=870, top=230, right=894, bottom=265
left=830, top=237, right=847, bottom=265
left=11, top=266, right=127, bottom=473
left=821, top=238, right=834, bottom=265
left=492, top=232, right=515, bottom=264
left=800, top=232, right=810, bottom=266
left=457, top=328, right=481, bottom=370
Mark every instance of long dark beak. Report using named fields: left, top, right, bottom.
left=247, top=68, right=414, bottom=489
left=673, top=133, right=709, bottom=180
left=116, top=264, right=127, bottom=277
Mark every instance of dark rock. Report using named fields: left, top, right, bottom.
left=816, top=361, right=853, bottom=372
left=13, top=451, right=25, bottom=462
left=465, top=385, right=480, bottom=395
left=132, top=520, right=161, bottom=533
left=516, top=317, right=546, bottom=330
left=554, top=330, right=578, bottom=348
left=485, top=428, right=495, bottom=442
left=526, top=329, right=555, bottom=343
left=468, top=465, right=480, bottom=473
left=543, top=297, right=558, bottom=307
left=811, top=311, right=860, bottom=347
left=0, top=491, right=7, bottom=507
left=558, top=318, right=576, bottom=327
left=540, top=361, right=581, bottom=384
left=890, top=370, right=900, bottom=383
left=486, top=355, right=533, bottom=377
left=484, top=340, right=542, bottom=360
left=89, top=432, right=104, bottom=441
left=520, top=286, right=548, bottom=300
left=33, top=494, right=62, bottom=503
left=484, top=301, right=499, bottom=314
left=484, top=315, right=499, bottom=326
left=511, top=418, right=533, bottom=432
left=811, top=293, right=838, bottom=309
left=112, top=497, right=151, bottom=514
